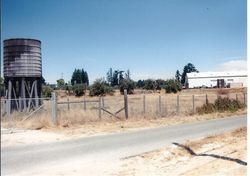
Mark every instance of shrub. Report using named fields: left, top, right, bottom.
left=155, top=79, right=166, bottom=90
left=119, top=79, right=135, bottom=94
left=214, top=97, right=244, bottom=112
left=197, top=103, right=215, bottom=114
left=42, top=85, right=53, bottom=98
left=144, top=79, right=156, bottom=90
left=197, top=97, right=245, bottom=114
left=89, top=79, right=114, bottom=96
left=72, top=84, right=86, bottom=97
left=164, top=79, right=182, bottom=93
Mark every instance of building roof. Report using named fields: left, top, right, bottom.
left=187, top=71, right=248, bottom=79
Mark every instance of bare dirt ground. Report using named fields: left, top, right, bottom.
left=113, top=127, right=247, bottom=176
left=1, top=109, right=246, bottom=147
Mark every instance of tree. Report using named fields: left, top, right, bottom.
left=165, top=79, right=182, bottom=93
left=106, top=68, right=127, bottom=86
left=175, top=70, right=181, bottom=82
left=119, top=78, right=135, bottom=94
left=42, top=85, right=53, bottom=98
left=71, top=68, right=89, bottom=85
left=144, top=79, right=156, bottom=90
left=136, top=80, right=145, bottom=88
left=89, top=79, right=114, bottom=96
left=57, top=78, right=65, bottom=89
left=181, top=63, right=198, bottom=85
left=155, top=79, right=166, bottom=90
left=106, top=68, right=113, bottom=85
left=112, top=70, right=119, bottom=86
left=125, top=70, right=131, bottom=80
left=118, top=71, right=124, bottom=84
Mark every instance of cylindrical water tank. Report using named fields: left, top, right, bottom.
left=3, top=38, right=42, bottom=78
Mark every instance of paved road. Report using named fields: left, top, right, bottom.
left=1, top=116, right=246, bottom=175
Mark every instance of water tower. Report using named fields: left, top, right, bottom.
left=3, top=38, right=42, bottom=112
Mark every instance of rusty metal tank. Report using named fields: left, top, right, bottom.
left=3, top=38, right=42, bottom=78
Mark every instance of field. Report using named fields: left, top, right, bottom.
left=1, top=88, right=247, bottom=129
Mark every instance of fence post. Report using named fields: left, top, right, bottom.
left=83, top=96, right=86, bottom=111
left=236, top=94, right=238, bottom=101
left=67, top=97, right=70, bottom=110
left=98, top=96, right=101, bottom=120
left=244, top=93, right=246, bottom=105
left=176, top=95, right=179, bottom=114
left=7, top=80, right=12, bottom=117
left=102, top=97, right=105, bottom=109
left=159, top=95, right=161, bottom=117
left=124, top=89, right=128, bottom=119
left=205, top=94, right=208, bottom=104
left=51, top=92, right=58, bottom=125
left=143, top=94, right=146, bottom=118
left=192, top=95, right=195, bottom=113
left=102, top=97, right=105, bottom=115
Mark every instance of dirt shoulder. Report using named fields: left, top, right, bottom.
left=114, top=127, right=247, bottom=176
left=1, top=110, right=246, bottom=148
left=50, top=109, right=247, bottom=137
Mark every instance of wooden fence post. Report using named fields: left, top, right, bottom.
left=102, top=97, right=105, bottom=115
left=236, top=94, right=238, bottom=101
left=176, top=95, right=179, bottom=114
left=124, top=89, right=128, bottom=119
left=102, top=96, right=105, bottom=110
left=51, top=92, right=58, bottom=125
left=67, top=97, right=70, bottom=110
left=83, top=96, right=86, bottom=111
left=143, top=94, right=146, bottom=118
left=205, top=94, right=208, bottom=104
left=244, top=93, right=246, bottom=105
left=98, top=96, right=101, bottom=120
left=192, top=95, right=195, bottom=113
left=159, top=95, right=161, bottom=117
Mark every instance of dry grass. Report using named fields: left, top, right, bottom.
left=1, top=88, right=247, bottom=131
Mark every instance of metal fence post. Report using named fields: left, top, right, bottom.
left=192, top=95, right=195, bottom=113
left=124, top=89, right=128, bottom=119
left=143, top=94, right=146, bottom=118
left=98, top=96, right=101, bottom=120
left=176, top=95, right=179, bottom=114
left=159, top=95, right=161, bottom=117
left=51, top=92, right=58, bottom=125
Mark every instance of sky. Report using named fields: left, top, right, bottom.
left=1, top=0, right=247, bottom=84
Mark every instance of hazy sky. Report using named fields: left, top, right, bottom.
left=2, top=0, right=247, bottom=84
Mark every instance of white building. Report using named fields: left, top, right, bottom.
left=186, top=71, right=247, bottom=88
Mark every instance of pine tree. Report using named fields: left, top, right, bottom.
left=181, top=63, right=198, bottom=85
left=175, top=70, right=181, bottom=82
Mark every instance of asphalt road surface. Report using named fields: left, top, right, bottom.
left=1, top=115, right=246, bottom=175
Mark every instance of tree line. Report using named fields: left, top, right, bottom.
left=38, top=63, right=198, bottom=97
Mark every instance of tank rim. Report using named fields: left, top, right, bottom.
left=4, top=38, right=41, bottom=43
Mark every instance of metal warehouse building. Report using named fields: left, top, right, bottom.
left=186, top=71, right=247, bottom=88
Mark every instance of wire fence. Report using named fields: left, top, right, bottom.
left=1, top=91, right=247, bottom=125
